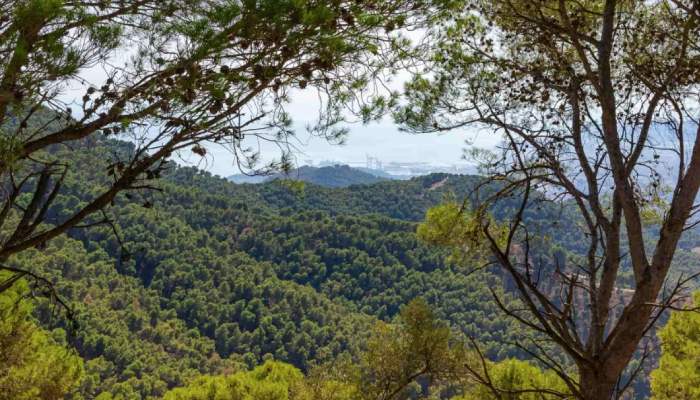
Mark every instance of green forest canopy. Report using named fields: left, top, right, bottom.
left=4, top=137, right=700, bottom=399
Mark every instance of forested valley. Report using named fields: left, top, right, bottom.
left=4, top=136, right=528, bottom=399
left=3, top=135, right=700, bottom=399
left=3, top=0, right=700, bottom=399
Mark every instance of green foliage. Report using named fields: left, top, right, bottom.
left=417, top=202, right=508, bottom=264
left=11, top=229, right=371, bottom=399
left=162, top=361, right=309, bottom=400
left=395, top=0, right=700, bottom=394
left=38, top=138, right=692, bottom=399
left=161, top=359, right=358, bottom=400
left=650, top=292, right=700, bottom=400
left=2, top=138, right=600, bottom=398
left=11, top=238, right=226, bottom=400
left=159, top=299, right=569, bottom=400
left=0, top=275, right=84, bottom=400
left=0, top=0, right=430, bottom=277
left=356, top=298, right=467, bottom=399
left=46, top=139, right=526, bottom=363
left=457, top=359, right=569, bottom=400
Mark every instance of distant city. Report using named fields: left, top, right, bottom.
left=307, top=154, right=477, bottom=178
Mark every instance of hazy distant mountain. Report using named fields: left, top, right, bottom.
left=354, top=166, right=410, bottom=180
left=228, top=164, right=390, bottom=187
left=227, top=173, right=268, bottom=184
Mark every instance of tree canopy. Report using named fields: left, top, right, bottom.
left=3, top=136, right=547, bottom=398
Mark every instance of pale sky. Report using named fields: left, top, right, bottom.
left=188, top=118, right=498, bottom=177
left=181, top=88, right=501, bottom=177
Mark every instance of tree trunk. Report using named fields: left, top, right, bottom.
left=579, top=365, right=619, bottom=400
left=578, top=308, right=651, bottom=400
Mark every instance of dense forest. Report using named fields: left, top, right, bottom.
left=2, top=1, right=700, bottom=399
left=3, top=137, right=699, bottom=399
left=5, top=137, right=525, bottom=399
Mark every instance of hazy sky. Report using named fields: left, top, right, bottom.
left=189, top=118, right=500, bottom=177
left=181, top=88, right=502, bottom=177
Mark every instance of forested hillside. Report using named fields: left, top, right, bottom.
left=3, top=0, right=699, bottom=398
left=4, top=137, right=532, bottom=399
left=6, top=135, right=700, bottom=399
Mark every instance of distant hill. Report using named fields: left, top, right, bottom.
left=227, top=173, right=267, bottom=184
left=228, top=164, right=389, bottom=187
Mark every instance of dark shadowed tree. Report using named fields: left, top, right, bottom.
left=399, top=0, right=700, bottom=398
left=0, top=0, right=428, bottom=289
